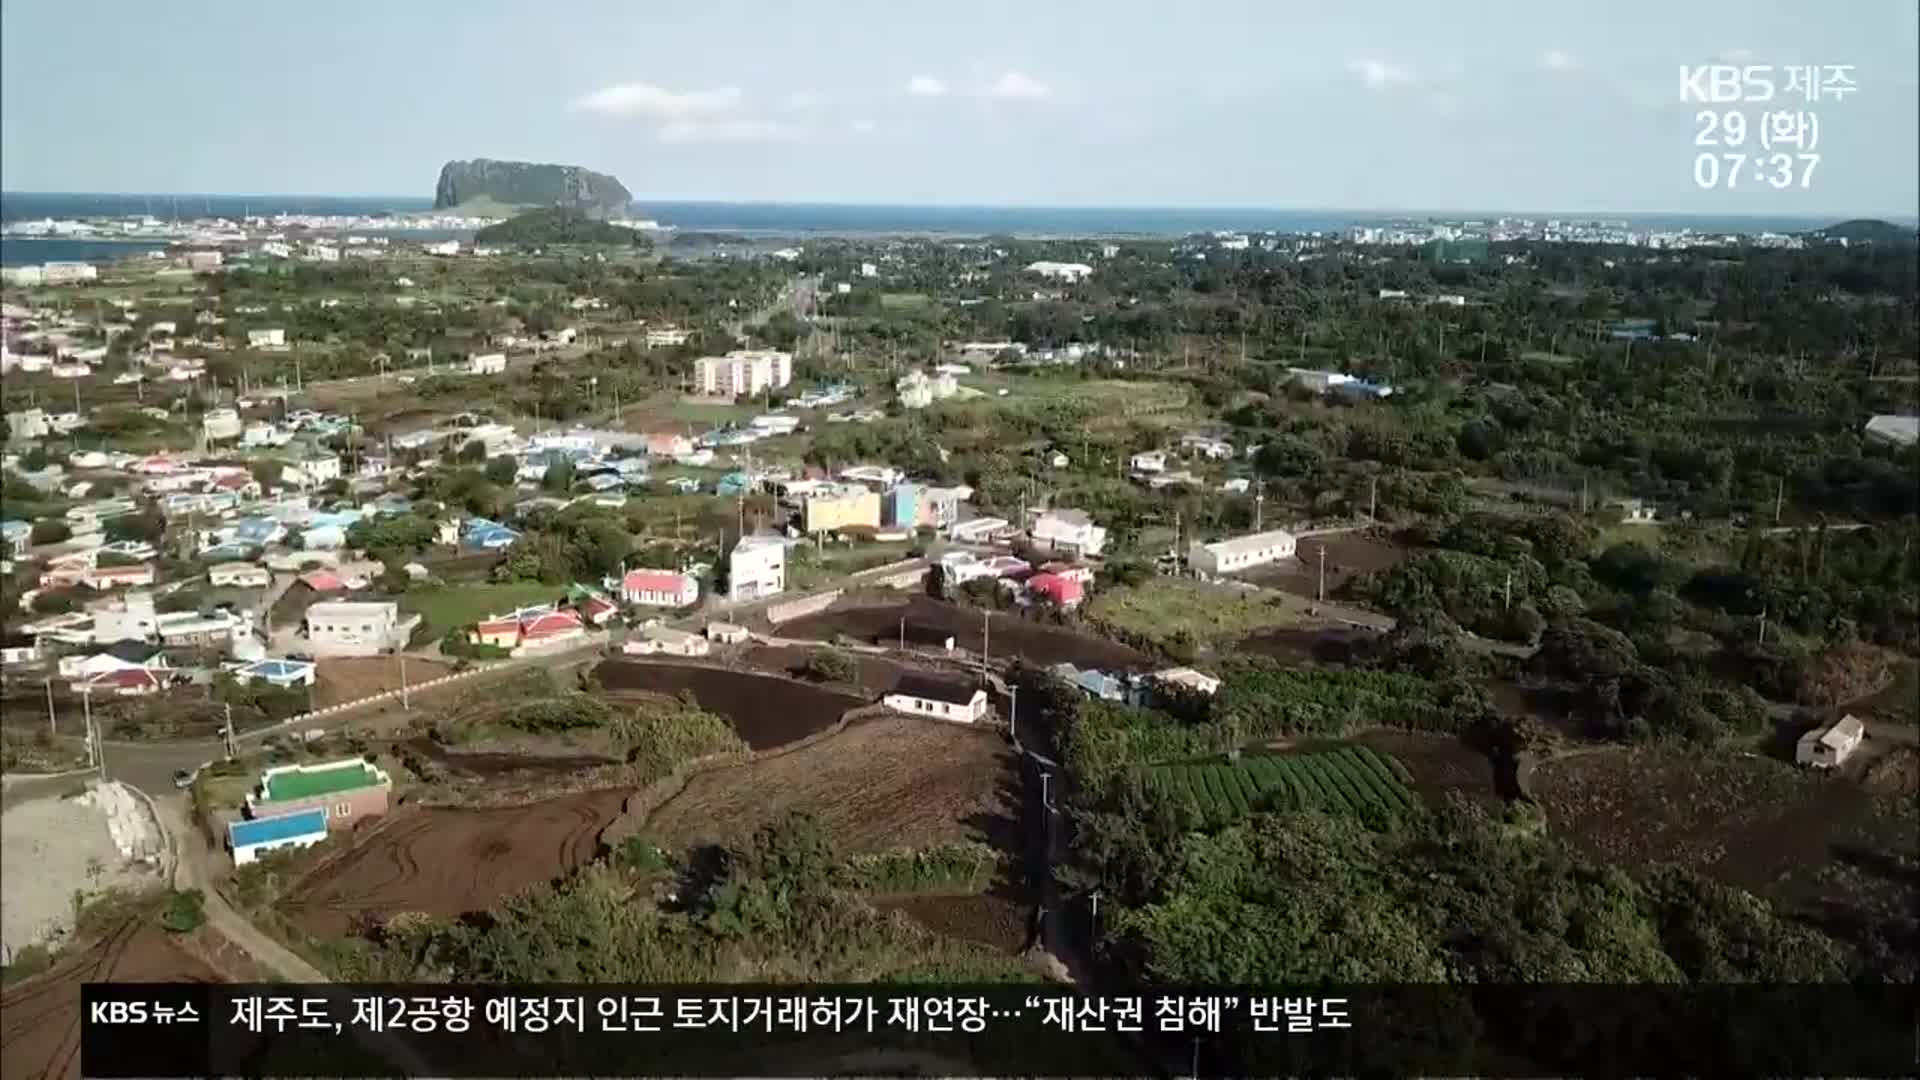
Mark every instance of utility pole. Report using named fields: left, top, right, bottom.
left=982, top=610, right=990, bottom=670
left=1090, top=889, right=1101, bottom=935
left=1254, top=480, right=1264, bottom=532
left=223, top=703, right=236, bottom=759
left=1317, top=544, right=1326, bottom=603
left=898, top=615, right=906, bottom=652
left=1580, top=476, right=1590, bottom=514
left=1040, top=770, right=1052, bottom=812
left=45, top=678, right=56, bottom=736
left=400, top=653, right=410, bottom=711
left=1369, top=474, right=1378, bottom=521
left=90, top=694, right=105, bottom=781
left=1774, top=477, right=1784, bottom=525
left=1758, top=606, right=1768, bottom=645
left=1504, top=569, right=1513, bottom=611
left=1009, top=683, right=1019, bottom=747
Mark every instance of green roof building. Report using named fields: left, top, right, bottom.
left=245, top=757, right=392, bottom=830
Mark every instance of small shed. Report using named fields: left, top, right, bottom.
left=1795, top=714, right=1866, bottom=769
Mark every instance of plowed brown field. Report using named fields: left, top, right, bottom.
left=279, top=789, right=628, bottom=937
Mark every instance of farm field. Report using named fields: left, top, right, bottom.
left=0, top=920, right=231, bottom=1080
left=874, top=892, right=1030, bottom=955
left=399, top=582, right=564, bottom=630
left=741, top=644, right=923, bottom=697
left=777, top=596, right=1151, bottom=671
left=1242, top=530, right=1413, bottom=598
left=594, top=660, right=863, bottom=749
left=1531, top=746, right=1918, bottom=923
left=1350, top=729, right=1508, bottom=806
left=1086, top=577, right=1319, bottom=654
left=278, top=789, right=628, bottom=938
left=1146, top=745, right=1418, bottom=826
left=641, top=713, right=1022, bottom=858
left=313, top=656, right=455, bottom=709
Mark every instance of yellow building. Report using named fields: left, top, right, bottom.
left=803, top=488, right=882, bottom=534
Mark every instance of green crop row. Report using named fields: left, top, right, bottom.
left=1146, top=745, right=1419, bottom=827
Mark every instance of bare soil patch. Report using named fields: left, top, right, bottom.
left=874, top=892, right=1031, bottom=955
left=278, top=789, right=628, bottom=937
left=1235, top=625, right=1378, bottom=665
left=1243, top=530, right=1413, bottom=598
left=778, top=597, right=1151, bottom=671
left=1352, top=730, right=1505, bottom=808
left=314, top=657, right=455, bottom=710
left=740, top=644, right=925, bottom=696
left=1, top=920, right=224, bottom=1080
left=594, top=660, right=863, bottom=750
left=642, top=714, right=1022, bottom=858
left=1531, top=747, right=1917, bottom=925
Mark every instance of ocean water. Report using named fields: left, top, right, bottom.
left=0, top=190, right=1888, bottom=266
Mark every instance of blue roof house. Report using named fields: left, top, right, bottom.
left=228, top=808, right=328, bottom=866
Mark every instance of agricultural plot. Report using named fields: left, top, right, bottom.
left=1147, top=745, right=1418, bottom=826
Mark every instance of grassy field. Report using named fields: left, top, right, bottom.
left=401, top=582, right=565, bottom=629
left=1086, top=577, right=1316, bottom=652
left=880, top=292, right=932, bottom=309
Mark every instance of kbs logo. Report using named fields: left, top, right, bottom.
left=1679, top=65, right=1775, bottom=103
left=90, top=1001, right=148, bottom=1024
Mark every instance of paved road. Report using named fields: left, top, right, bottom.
left=152, top=793, right=330, bottom=981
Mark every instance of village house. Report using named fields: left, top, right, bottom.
left=1028, top=509, right=1108, bottom=559
left=244, top=758, right=393, bottom=831
left=705, top=622, right=749, bottom=644
left=229, top=809, right=329, bottom=867
left=621, top=622, right=711, bottom=657
left=304, top=601, right=418, bottom=657
left=883, top=674, right=990, bottom=724
left=1026, top=570, right=1086, bottom=608
left=621, top=569, right=700, bottom=608
left=1188, top=529, right=1298, bottom=577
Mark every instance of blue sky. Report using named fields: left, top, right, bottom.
left=3, top=0, right=1916, bottom=215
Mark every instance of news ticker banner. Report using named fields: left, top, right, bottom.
left=85, top=981, right=1917, bottom=1077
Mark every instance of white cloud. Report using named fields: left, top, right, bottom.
left=572, top=83, right=743, bottom=119
left=1348, top=59, right=1414, bottom=90
left=982, top=70, right=1053, bottom=100
left=906, top=75, right=948, bottom=97
left=850, top=119, right=876, bottom=135
left=658, top=118, right=804, bottom=144
left=1540, top=49, right=1579, bottom=72
left=1718, top=47, right=1754, bottom=62
left=782, top=91, right=825, bottom=111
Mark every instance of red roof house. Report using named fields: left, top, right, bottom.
left=87, top=667, right=165, bottom=696
left=519, top=610, right=584, bottom=641
left=621, top=569, right=699, bottom=608
left=298, top=570, right=345, bottom=592
left=1026, top=572, right=1085, bottom=608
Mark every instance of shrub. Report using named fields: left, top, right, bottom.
left=160, top=889, right=206, bottom=933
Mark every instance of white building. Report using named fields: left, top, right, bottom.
left=1189, top=529, right=1298, bottom=577
left=728, top=535, right=786, bottom=602
left=896, top=369, right=958, bottom=410
left=645, top=326, right=692, bottom=349
left=423, top=240, right=461, bottom=257
left=1795, top=714, right=1866, bottom=769
left=696, top=349, right=793, bottom=398
left=468, top=352, right=506, bottom=375
left=7, top=408, right=51, bottom=441
left=1129, top=451, right=1168, bottom=475
left=247, top=328, right=286, bottom=349
left=749, top=414, right=800, bottom=437
left=208, top=561, right=271, bottom=589
left=883, top=674, right=990, bottom=724
left=1864, top=414, right=1918, bottom=448
left=304, top=601, right=419, bottom=657
left=1029, top=509, right=1107, bottom=559
left=202, top=408, right=243, bottom=441
left=42, top=262, right=99, bottom=285
left=1025, top=261, right=1093, bottom=282
left=285, top=454, right=342, bottom=488
left=621, top=622, right=711, bottom=657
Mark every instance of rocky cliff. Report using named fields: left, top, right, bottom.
left=432, top=159, right=631, bottom=215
